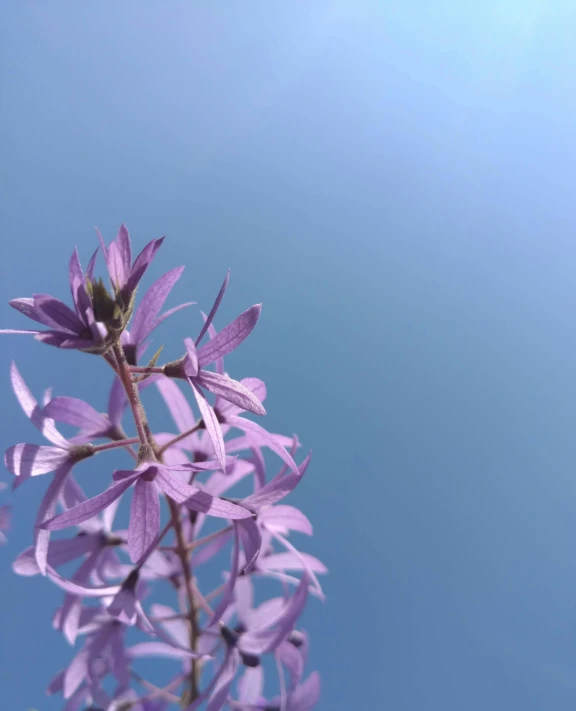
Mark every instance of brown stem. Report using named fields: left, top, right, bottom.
left=111, top=343, right=149, bottom=446
left=108, top=342, right=201, bottom=705
left=157, top=422, right=203, bottom=457
left=168, top=497, right=201, bottom=706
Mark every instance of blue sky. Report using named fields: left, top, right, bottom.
left=2, top=1, right=576, bottom=709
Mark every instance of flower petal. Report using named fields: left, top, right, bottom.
left=129, top=266, right=186, bottom=343
left=241, top=574, right=309, bottom=656
left=237, top=517, right=261, bottom=572
left=40, top=477, right=137, bottom=530
left=128, top=479, right=160, bottom=563
left=217, top=377, right=267, bottom=418
left=156, top=378, right=196, bottom=433
left=44, top=396, right=109, bottom=432
left=5, top=444, right=70, bottom=478
left=10, top=362, right=69, bottom=447
left=125, top=237, right=165, bottom=294
left=195, top=270, right=229, bottom=346
left=33, top=294, right=85, bottom=334
left=197, top=304, right=261, bottom=367
left=207, top=526, right=240, bottom=627
left=184, top=337, right=199, bottom=377
left=156, top=469, right=252, bottom=520
left=198, top=372, right=266, bottom=416
left=228, top=416, right=301, bottom=475
left=237, top=665, right=264, bottom=704
left=190, top=381, right=226, bottom=470
left=128, top=641, right=193, bottom=660
left=259, top=505, right=313, bottom=536
left=258, top=552, right=327, bottom=574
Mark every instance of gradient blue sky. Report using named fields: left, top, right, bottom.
left=2, top=1, right=576, bottom=709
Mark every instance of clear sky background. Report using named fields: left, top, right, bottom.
left=2, top=1, right=576, bottom=709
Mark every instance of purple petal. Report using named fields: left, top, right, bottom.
left=198, top=371, right=266, bottom=416
left=151, top=301, right=195, bottom=333
left=237, top=517, right=261, bottom=572
left=242, top=474, right=300, bottom=510
left=241, top=574, right=309, bottom=656
left=63, top=649, right=88, bottom=699
left=108, top=240, right=127, bottom=288
left=9, top=297, right=50, bottom=325
left=208, top=526, right=240, bottom=626
left=201, top=311, right=224, bottom=374
left=34, top=464, right=72, bottom=575
left=107, top=377, right=127, bottom=427
left=44, top=396, right=109, bottom=432
left=128, top=641, right=192, bottom=660
left=14, top=533, right=98, bottom=577
left=156, top=469, right=252, bottom=520
left=206, top=650, right=240, bottom=711
left=86, top=245, right=99, bottom=280
left=125, top=237, right=165, bottom=294
left=40, top=477, right=136, bottom=530
left=288, top=672, right=321, bottom=711
left=10, top=362, right=69, bottom=447
left=197, top=304, right=261, bottom=367
left=128, top=479, right=160, bottom=563
left=108, top=586, right=138, bottom=625
left=33, top=294, right=84, bottom=334
left=184, top=337, right=199, bottom=377
left=237, top=665, right=264, bottom=705
left=68, top=249, right=93, bottom=321
left=227, top=416, right=301, bottom=475
left=156, top=378, right=196, bottom=433
left=190, top=381, right=226, bottom=470
left=195, top=270, right=230, bottom=346
left=117, top=223, right=132, bottom=280
left=60, top=475, right=88, bottom=509
left=46, top=566, right=121, bottom=596
left=259, top=505, right=313, bottom=535
left=258, top=552, right=327, bottom=574
left=217, top=377, right=267, bottom=418
left=276, top=638, right=306, bottom=683
left=129, top=266, right=185, bottom=343
left=5, top=444, right=70, bottom=478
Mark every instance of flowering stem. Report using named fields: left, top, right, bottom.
left=111, top=342, right=202, bottom=704
left=92, top=437, right=141, bottom=453
left=128, top=365, right=164, bottom=374
left=168, top=497, right=201, bottom=706
left=111, top=342, right=151, bottom=446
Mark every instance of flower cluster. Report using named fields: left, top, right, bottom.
left=2, top=226, right=324, bottom=710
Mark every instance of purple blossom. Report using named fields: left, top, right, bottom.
left=2, top=225, right=322, bottom=710
left=1, top=246, right=105, bottom=351
left=97, top=224, right=164, bottom=305
left=40, top=458, right=253, bottom=564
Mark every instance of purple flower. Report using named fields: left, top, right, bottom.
left=4, top=363, right=98, bottom=573
left=41, top=458, right=253, bottom=563
left=248, top=672, right=321, bottom=711
left=1, top=246, right=106, bottom=351
left=4, top=362, right=95, bottom=481
left=160, top=271, right=266, bottom=470
left=97, top=224, right=164, bottom=306
left=187, top=575, right=310, bottom=711
left=120, top=265, right=195, bottom=365
left=2, top=226, right=323, bottom=709
left=13, top=485, right=125, bottom=643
